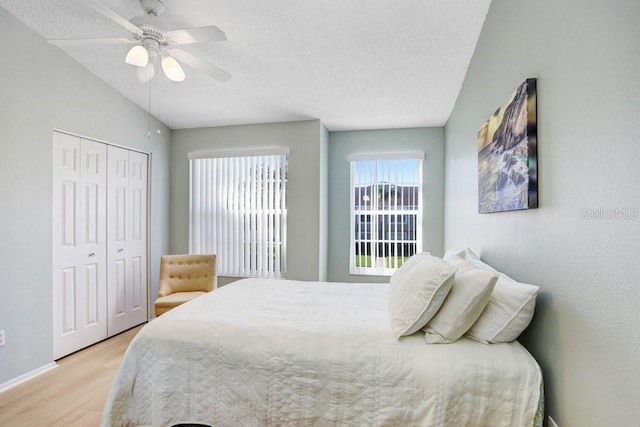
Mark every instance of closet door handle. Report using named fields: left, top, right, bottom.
left=88, top=252, right=95, bottom=258
left=117, top=248, right=124, bottom=253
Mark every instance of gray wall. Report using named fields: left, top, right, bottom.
left=170, top=120, right=328, bottom=285
left=328, top=128, right=445, bottom=283
left=443, top=0, right=640, bottom=425
left=0, top=8, right=171, bottom=384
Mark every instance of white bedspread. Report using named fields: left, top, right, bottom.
left=102, top=278, right=541, bottom=427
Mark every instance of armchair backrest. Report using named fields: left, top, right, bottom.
left=157, top=254, right=217, bottom=297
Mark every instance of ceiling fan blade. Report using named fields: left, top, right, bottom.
left=165, top=26, right=227, bottom=44
left=48, top=37, right=134, bottom=46
left=168, top=49, right=231, bottom=82
left=83, top=0, right=143, bottom=36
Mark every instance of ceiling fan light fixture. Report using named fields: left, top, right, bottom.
left=125, top=45, right=149, bottom=67
left=161, top=56, right=186, bottom=82
left=136, top=61, right=155, bottom=83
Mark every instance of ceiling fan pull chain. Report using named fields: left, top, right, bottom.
left=146, top=53, right=162, bottom=139
left=156, top=66, right=162, bottom=136
left=147, top=73, right=152, bottom=139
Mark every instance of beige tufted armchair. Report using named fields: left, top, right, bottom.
left=154, top=254, right=217, bottom=317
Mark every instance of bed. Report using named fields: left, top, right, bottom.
left=102, top=278, right=543, bottom=426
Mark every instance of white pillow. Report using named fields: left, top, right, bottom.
left=466, top=274, right=539, bottom=343
left=443, top=248, right=465, bottom=260
left=445, top=247, right=540, bottom=343
left=423, top=261, right=498, bottom=344
left=389, top=253, right=456, bottom=339
left=442, top=252, right=465, bottom=264
left=445, top=247, right=497, bottom=273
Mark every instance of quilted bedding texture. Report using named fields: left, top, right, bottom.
left=102, top=278, right=542, bottom=427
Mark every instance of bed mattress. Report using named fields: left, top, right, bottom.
left=102, top=278, right=542, bottom=426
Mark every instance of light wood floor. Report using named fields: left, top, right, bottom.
left=0, top=324, right=143, bottom=427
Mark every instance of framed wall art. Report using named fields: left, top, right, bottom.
left=477, top=78, right=538, bottom=214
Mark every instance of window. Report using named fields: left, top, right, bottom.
left=189, top=148, right=288, bottom=278
left=349, top=153, right=423, bottom=276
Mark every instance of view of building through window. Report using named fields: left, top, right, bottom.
left=350, top=156, right=423, bottom=276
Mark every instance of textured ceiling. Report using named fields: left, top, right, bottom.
left=0, top=0, right=491, bottom=131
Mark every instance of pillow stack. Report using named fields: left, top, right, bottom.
left=389, top=248, right=540, bottom=344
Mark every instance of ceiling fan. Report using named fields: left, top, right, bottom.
left=48, top=0, right=230, bottom=83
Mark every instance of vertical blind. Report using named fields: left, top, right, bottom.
left=349, top=153, right=423, bottom=276
left=189, top=150, right=288, bottom=278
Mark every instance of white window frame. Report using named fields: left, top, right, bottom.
left=349, top=152, right=423, bottom=276
left=189, top=147, right=289, bottom=278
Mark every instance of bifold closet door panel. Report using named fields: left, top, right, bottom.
left=52, top=132, right=108, bottom=359
left=127, top=149, right=149, bottom=328
left=107, top=145, right=148, bottom=336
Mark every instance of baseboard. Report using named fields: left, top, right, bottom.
left=0, top=362, right=58, bottom=394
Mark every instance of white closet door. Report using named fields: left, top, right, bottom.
left=127, top=150, right=149, bottom=327
left=107, top=146, right=148, bottom=336
left=52, top=132, right=107, bottom=359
